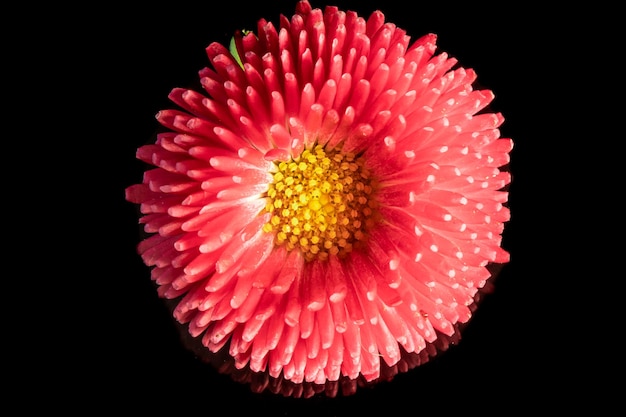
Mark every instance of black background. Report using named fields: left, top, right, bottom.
left=62, top=0, right=599, bottom=414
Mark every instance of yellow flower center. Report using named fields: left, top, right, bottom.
left=262, top=145, right=378, bottom=261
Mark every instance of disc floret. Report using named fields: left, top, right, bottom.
left=263, top=144, right=378, bottom=261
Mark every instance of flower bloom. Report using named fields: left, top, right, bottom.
left=125, top=0, right=512, bottom=394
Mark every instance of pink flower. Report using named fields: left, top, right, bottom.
left=125, top=0, right=512, bottom=396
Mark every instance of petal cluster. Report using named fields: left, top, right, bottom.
left=125, top=0, right=512, bottom=395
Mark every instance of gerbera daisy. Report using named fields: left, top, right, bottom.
left=125, top=0, right=512, bottom=397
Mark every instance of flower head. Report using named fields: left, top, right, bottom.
left=125, top=0, right=512, bottom=396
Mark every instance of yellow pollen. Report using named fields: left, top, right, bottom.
left=263, top=144, right=378, bottom=261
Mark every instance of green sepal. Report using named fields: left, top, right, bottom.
left=229, top=29, right=251, bottom=70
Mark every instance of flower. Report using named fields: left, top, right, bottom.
left=125, top=0, right=513, bottom=396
